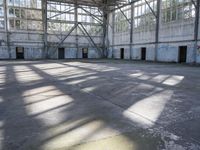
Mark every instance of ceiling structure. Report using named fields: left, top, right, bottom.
left=48, top=0, right=138, bottom=10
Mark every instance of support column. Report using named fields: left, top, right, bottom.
left=112, top=10, right=115, bottom=58
left=4, top=0, right=11, bottom=59
left=194, top=0, right=200, bottom=62
left=43, top=0, right=48, bottom=59
left=155, top=0, right=161, bottom=61
left=130, top=3, right=134, bottom=60
left=103, top=0, right=108, bottom=58
left=75, top=0, right=79, bottom=58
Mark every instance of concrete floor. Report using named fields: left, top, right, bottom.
left=0, top=59, right=200, bottom=150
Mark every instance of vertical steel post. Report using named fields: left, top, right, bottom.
left=75, top=0, right=79, bottom=58
left=4, top=0, right=10, bottom=58
left=130, top=2, right=134, bottom=60
left=43, top=0, right=48, bottom=58
left=194, top=0, right=200, bottom=62
left=112, top=10, right=115, bottom=58
left=102, top=0, right=108, bottom=57
left=155, top=0, right=161, bottom=61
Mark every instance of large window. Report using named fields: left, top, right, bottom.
left=162, top=0, right=195, bottom=23
left=78, top=5, right=103, bottom=36
left=47, top=2, right=75, bottom=33
left=114, top=5, right=131, bottom=33
left=0, top=0, right=4, bottom=29
left=7, top=0, right=43, bottom=31
left=133, top=0, right=157, bottom=30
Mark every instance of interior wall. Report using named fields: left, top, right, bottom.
left=108, top=0, right=199, bottom=64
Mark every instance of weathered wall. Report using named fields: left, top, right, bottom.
left=65, top=48, right=77, bottom=59
left=108, top=2, right=200, bottom=64
left=24, top=47, right=43, bottom=59
left=132, top=44, right=155, bottom=61
left=0, top=46, right=9, bottom=59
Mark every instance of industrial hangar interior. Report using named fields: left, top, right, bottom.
left=0, top=0, right=200, bottom=150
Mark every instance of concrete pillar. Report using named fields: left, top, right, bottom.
left=112, top=11, right=115, bottom=58
left=194, top=0, right=200, bottom=63
left=42, top=0, right=48, bottom=59
left=155, top=0, right=161, bottom=61
left=130, top=3, right=134, bottom=60
left=75, top=0, right=79, bottom=58
left=4, top=0, right=11, bottom=59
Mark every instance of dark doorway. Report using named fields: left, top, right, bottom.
left=141, top=47, right=146, bottom=60
left=120, top=48, right=124, bottom=59
left=179, top=46, right=187, bottom=63
left=16, top=47, right=24, bottom=59
left=82, top=48, right=88, bottom=58
left=58, top=48, right=65, bottom=59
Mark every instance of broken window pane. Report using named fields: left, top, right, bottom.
left=15, top=20, right=20, bottom=29
left=21, top=9, right=26, bottom=19
left=20, top=20, right=27, bottom=30
left=9, top=8, right=14, bottom=17
left=15, top=9, right=20, bottom=18
left=9, top=19, right=14, bottom=29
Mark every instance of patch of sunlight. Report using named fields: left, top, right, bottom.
left=41, top=119, right=107, bottom=150
left=163, top=75, right=184, bottom=86
left=58, top=72, right=97, bottom=81
left=25, top=94, right=73, bottom=116
left=0, top=121, right=4, bottom=150
left=123, top=90, right=173, bottom=127
left=33, top=63, right=64, bottom=70
left=14, top=66, right=43, bottom=83
left=70, top=134, right=137, bottom=150
left=22, top=86, right=56, bottom=97
left=138, top=75, right=151, bottom=80
left=81, top=86, right=97, bottom=93
left=129, top=72, right=143, bottom=78
left=0, top=75, right=5, bottom=85
left=136, top=83, right=156, bottom=90
left=67, top=76, right=99, bottom=85
left=0, top=97, right=3, bottom=103
left=66, top=62, right=119, bottom=72
left=150, top=75, right=170, bottom=83
left=0, top=67, right=6, bottom=85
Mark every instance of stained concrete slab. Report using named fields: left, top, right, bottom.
left=0, top=59, right=200, bottom=150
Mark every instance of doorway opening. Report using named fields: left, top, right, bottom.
left=120, top=48, right=124, bottom=59
left=16, top=47, right=24, bottom=59
left=141, top=47, right=146, bottom=60
left=58, top=48, right=65, bottom=59
left=179, top=46, right=187, bottom=63
left=82, top=48, right=88, bottom=58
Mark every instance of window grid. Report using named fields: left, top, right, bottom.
left=47, top=1, right=75, bottom=33
left=133, top=0, right=157, bottom=31
left=0, top=0, right=4, bottom=29
left=114, top=5, right=131, bottom=33
left=162, top=0, right=195, bottom=23
left=77, top=5, right=103, bottom=36
left=7, top=0, right=43, bottom=31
